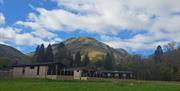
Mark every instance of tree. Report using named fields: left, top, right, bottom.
left=55, top=42, right=73, bottom=67
left=113, top=43, right=180, bottom=81
left=56, top=42, right=66, bottom=61
left=154, top=45, right=163, bottom=62
left=74, top=51, right=81, bottom=67
left=164, top=42, right=176, bottom=52
left=45, top=44, right=54, bottom=62
left=33, top=45, right=40, bottom=63
left=33, top=44, right=45, bottom=63
left=82, top=54, right=90, bottom=67
left=94, top=60, right=104, bottom=69
left=0, top=57, right=12, bottom=69
left=104, top=52, right=113, bottom=70
left=38, top=44, right=45, bottom=63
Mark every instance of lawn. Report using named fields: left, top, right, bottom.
left=0, top=78, right=179, bottom=91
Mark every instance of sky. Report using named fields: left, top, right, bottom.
left=0, top=0, right=180, bottom=56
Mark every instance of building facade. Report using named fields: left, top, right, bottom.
left=12, top=62, right=134, bottom=80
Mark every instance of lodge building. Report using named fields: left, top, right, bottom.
left=12, top=62, right=134, bottom=80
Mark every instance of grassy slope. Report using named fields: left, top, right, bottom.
left=0, top=78, right=179, bottom=91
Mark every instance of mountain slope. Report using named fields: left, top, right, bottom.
left=52, top=37, right=127, bottom=64
left=0, top=44, right=30, bottom=64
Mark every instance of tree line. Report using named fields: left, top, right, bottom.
left=115, top=42, right=180, bottom=81
left=73, top=51, right=114, bottom=70
left=33, top=42, right=114, bottom=70
left=33, top=44, right=54, bottom=63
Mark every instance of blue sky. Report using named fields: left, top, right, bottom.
left=0, top=0, right=180, bottom=56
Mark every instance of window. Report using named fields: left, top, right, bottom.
left=30, top=66, right=34, bottom=69
left=47, top=65, right=56, bottom=75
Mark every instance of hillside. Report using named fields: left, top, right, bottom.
left=52, top=37, right=127, bottom=64
left=0, top=44, right=30, bottom=65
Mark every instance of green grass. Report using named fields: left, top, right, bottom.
left=0, top=78, right=179, bottom=91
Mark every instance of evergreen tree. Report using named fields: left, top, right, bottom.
left=33, top=44, right=45, bottom=63
left=74, top=51, right=81, bottom=67
left=55, top=42, right=73, bottom=67
left=45, top=44, right=54, bottom=62
left=39, top=44, right=45, bottom=63
left=104, top=52, right=113, bottom=70
left=33, top=45, right=40, bottom=63
left=82, top=54, right=90, bottom=67
left=154, top=45, right=163, bottom=62
left=56, top=42, right=66, bottom=61
left=58, top=42, right=65, bottom=48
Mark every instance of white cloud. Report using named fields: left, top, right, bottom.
left=0, top=13, right=5, bottom=25
left=15, top=0, right=180, bottom=51
left=101, top=29, right=179, bottom=51
left=16, top=20, right=57, bottom=39
left=0, top=27, right=50, bottom=46
left=17, top=0, right=179, bottom=33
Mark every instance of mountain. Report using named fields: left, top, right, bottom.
left=116, top=48, right=128, bottom=56
left=51, top=37, right=127, bottom=65
left=0, top=44, right=30, bottom=65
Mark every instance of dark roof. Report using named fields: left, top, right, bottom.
left=63, top=67, right=97, bottom=71
left=62, top=68, right=133, bottom=73
left=12, top=62, right=65, bottom=67
left=101, top=70, right=133, bottom=74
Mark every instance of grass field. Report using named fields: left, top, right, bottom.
left=0, top=78, right=179, bottom=91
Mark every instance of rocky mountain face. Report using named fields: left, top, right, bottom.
left=52, top=37, right=128, bottom=64
left=0, top=44, right=30, bottom=65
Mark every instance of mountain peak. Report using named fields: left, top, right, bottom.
left=64, top=37, right=97, bottom=44
left=52, top=37, right=127, bottom=65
